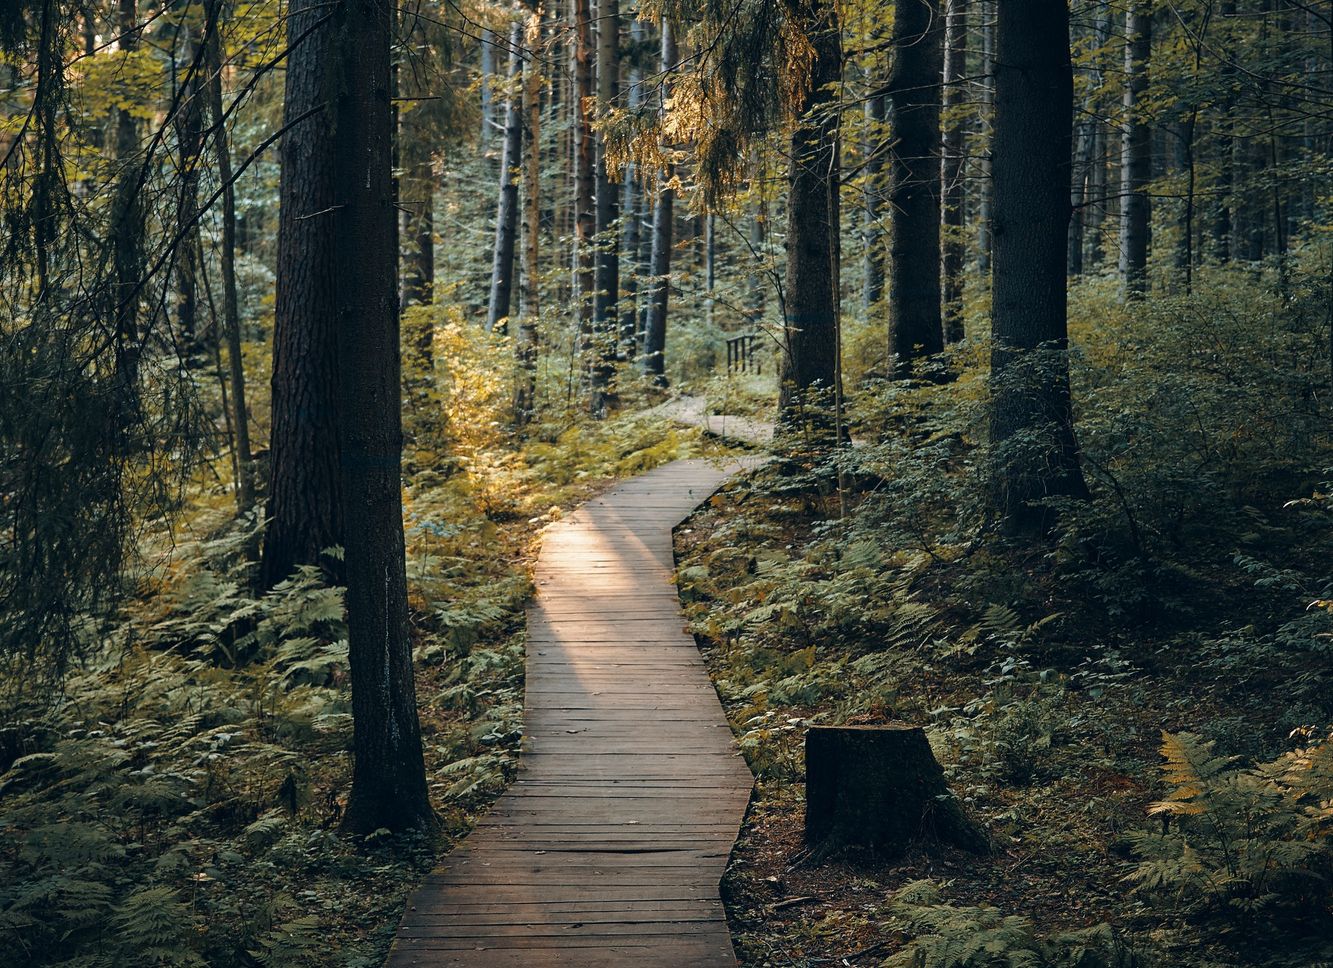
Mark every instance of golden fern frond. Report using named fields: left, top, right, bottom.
left=1149, top=731, right=1233, bottom=816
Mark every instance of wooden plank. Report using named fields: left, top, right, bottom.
left=386, top=456, right=759, bottom=967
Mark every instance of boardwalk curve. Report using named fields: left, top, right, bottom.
left=388, top=456, right=760, bottom=966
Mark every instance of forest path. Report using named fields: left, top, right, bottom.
left=387, top=452, right=767, bottom=966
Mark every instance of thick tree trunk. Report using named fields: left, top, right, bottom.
left=642, top=22, right=676, bottom=386
left=862, top=93, right=886, bottom=316
left=261, top=0, right=343, bottom=590
left=778, top=0, right=842, bottom=435
left=330, top=0, right=432, bottom=836
left=975, top=0, right=994, bottom=277
left=990, top=0, right=1088, bottom=535
left=487, top=21, right=524, bottom=333
left=514, top=9, right=543, bottom=427
left=205, top=4, right=255, bottom=522
left=887, top=0, right=944, bottom=376
left=590, top=0, right=621, bottom=413
left=1119, top=4, right=1152, bottom=297
left=806, top=725, right=987, bottom=855
left=941, top=0, right=968, bottom=343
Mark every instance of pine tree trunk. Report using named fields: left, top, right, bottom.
left=514, top=9, right=543, bottom=427
left=1083, top=1, right=1112, bottom=270
left=975, top=0, right=994, bottom=278
left=1119, top=4, right=1152, bottom=297
left=573, top=0, right=596, bottom=364
left=487, top=21, right=524, bottom=333
left=205, top=3, right=255, bottom=522
left=642, top=22, right=676, bottom=386
left=778, top=0, right=842, bottom=433
left=261, top=0, right=343, bottom=590
left=111, top=0, right=145, bottom=382
left=174, top=18, right=205, bottom=356
left=862, top=93, right=886, bottom=316
left=1212, top=0, right=1236, bottom=262
left=331, top=0, right=433, bottom=836
left=619, top=18, right=647, bottom=358
left=941, top=0, right=968, bottom=343
left=990, top=0, right=1088, bottom=535
left=590, top=0, right=621, bottom=413
left=480, top=28, right=497, bottom=155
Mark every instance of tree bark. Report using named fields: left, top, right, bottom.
left=111, top=0, right=145, bottom=383
left=778, top=0, right=842, bottom=436
left=975, top=0, right=994, bottom=278
left=990, top=0, right=1088, bottom=535
left=941, top=0, right=968, bottom=343
left=619, top=18, right=647, bottom=359
left=642, top=21, right=676, bottom=386
left=173, top=12, right=205, bottom=355
left=514, top=8, right=543, bottom=427
left=205, top=3, right=255, bottom=523
left=1119, top=3, right=1152, bottom=298
left=806, top=725, right=987, bottom=855
left=887, top=0, right=944, bottom=376
left=573, top=0, right=596, bottom=366
left=862, top=93, right=886, bottom=316
left=589, top=0, right=621, bottom=412
left=1212, top=0, right=1236, bottom=262
left=330, top=0, right=433, bottom=835
left=487, top=21, right=524, bottom=333
left=261, top=0, right=343, bottom=590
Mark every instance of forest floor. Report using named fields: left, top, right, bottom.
left=673, top=459, right=1333, bottom=968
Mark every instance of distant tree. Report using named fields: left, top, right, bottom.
left=1119, top=2, right=1152, bottom=297
left=990, top=0, right=1087, bottom=534
left=329, top=0, right=433, bottom=834
left=590, top=0, right=620, bottom=413
left=641, top=20, right=676, bottom=386
left=940, top=0, right=968, bottom=343
left=886, top=0, right=944, bottom=376
left=486, top=20, right=523, bottom=333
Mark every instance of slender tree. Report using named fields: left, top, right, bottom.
left=1119, top=2, right=1152, bottom=297
left=619, top=17, right=647, bottom=358
left=262, top=0, right=343, bottom=590
left=589, top=0, right=620, bottom=412
left=514, top=6, right=543, bottom=426
left=641, top=20, right=676, bottom=385
left=778, top=0, right=842, bottom=432
left=990, top=0, right=1087, bottom=534
left=975, top=0, right=995, bottom=277
left=111, top=0, right=145, bottom=382
left=330, top=0, right=433, bottom=835
left=862, top=93, right=886, bottom=315
left=204, top=3, right=255, bottom=522
left=487, top=20, right=524, bottom=333
left=940, top=0, right=968, bottom=343
left=572, top=0, right=596, bottom=357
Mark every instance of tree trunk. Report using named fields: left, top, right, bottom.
left=573, top=0, right=596, bottom=366
left=261, top=0, right=343, bottom=590
left=330, top=0, right=433, bottom=836
left=642, top=21, right=676, bottom=386
left=1083, top=1, right=1112, bottom=271
left=590, top=0, right=621, bottom=413
left=990, top=0, right=1088, bottom=535
left=806, top=725, right=987, bottom=855
left=862, top=93, right=886, bottom=316
left=514, top=9, right=543, bottom=427
left=173, top=14, right=205, bottom=355
left=778, top=0, right=842, bottom=435
left=1119, top=4, right=1152, bottom=298
left=1212, top=0, right=1236, bottom=262
left=619, top=18, right=647, bottom=359
left=205, top=3, right=255, bottom=523
left=111, top=0, right=145, bottom=383
left=487, top=21, right=524, bottom=333
left=480, top=27, right=497, bottom=154
left=941, top=0, right=968, bottom=343
left=975, top=0, right=994, bottom=278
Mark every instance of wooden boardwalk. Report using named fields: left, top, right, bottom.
left=387, top=458, right=759, bottom=966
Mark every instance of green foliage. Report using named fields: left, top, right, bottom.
left=1128, top=730, right=1333, bottom=929
left=882, top=881, right=1138, bottom=968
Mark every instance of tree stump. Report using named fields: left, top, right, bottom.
left=804, top=724, right=987, bottom=856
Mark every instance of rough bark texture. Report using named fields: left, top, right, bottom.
left=589, top=0, right=620, bottom=412
left=778, top=0, right=842, bottom=434
left=941, top=0, right=968, bottom=343
left=514, top=9, right=543, bottom=427
left=805, top=726, right=986, bottom=855
left=205, top=4, right=255, bottom=520
left=886, top=0, right=944, bottom=375
left=262, top=0, right=343, bottom=590
left=975, top=0, right=994, bottom=277
left=862, top=93, right=886, bottom=315
left=573, top=0, right=596, bottom=354
left=331, top=0, right=433, bottom=836
left=486, top=21, right=524, bottom=333
left=619, top=18, right=647, bottom=358
left=1119, top=4, right=1152, bottom=297
left=642, top=22, right=676, bottom=385
left=990, top=0, right=1088, bottom=535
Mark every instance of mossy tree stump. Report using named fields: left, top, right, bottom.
left=804, top=724, right=988, bottom=856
